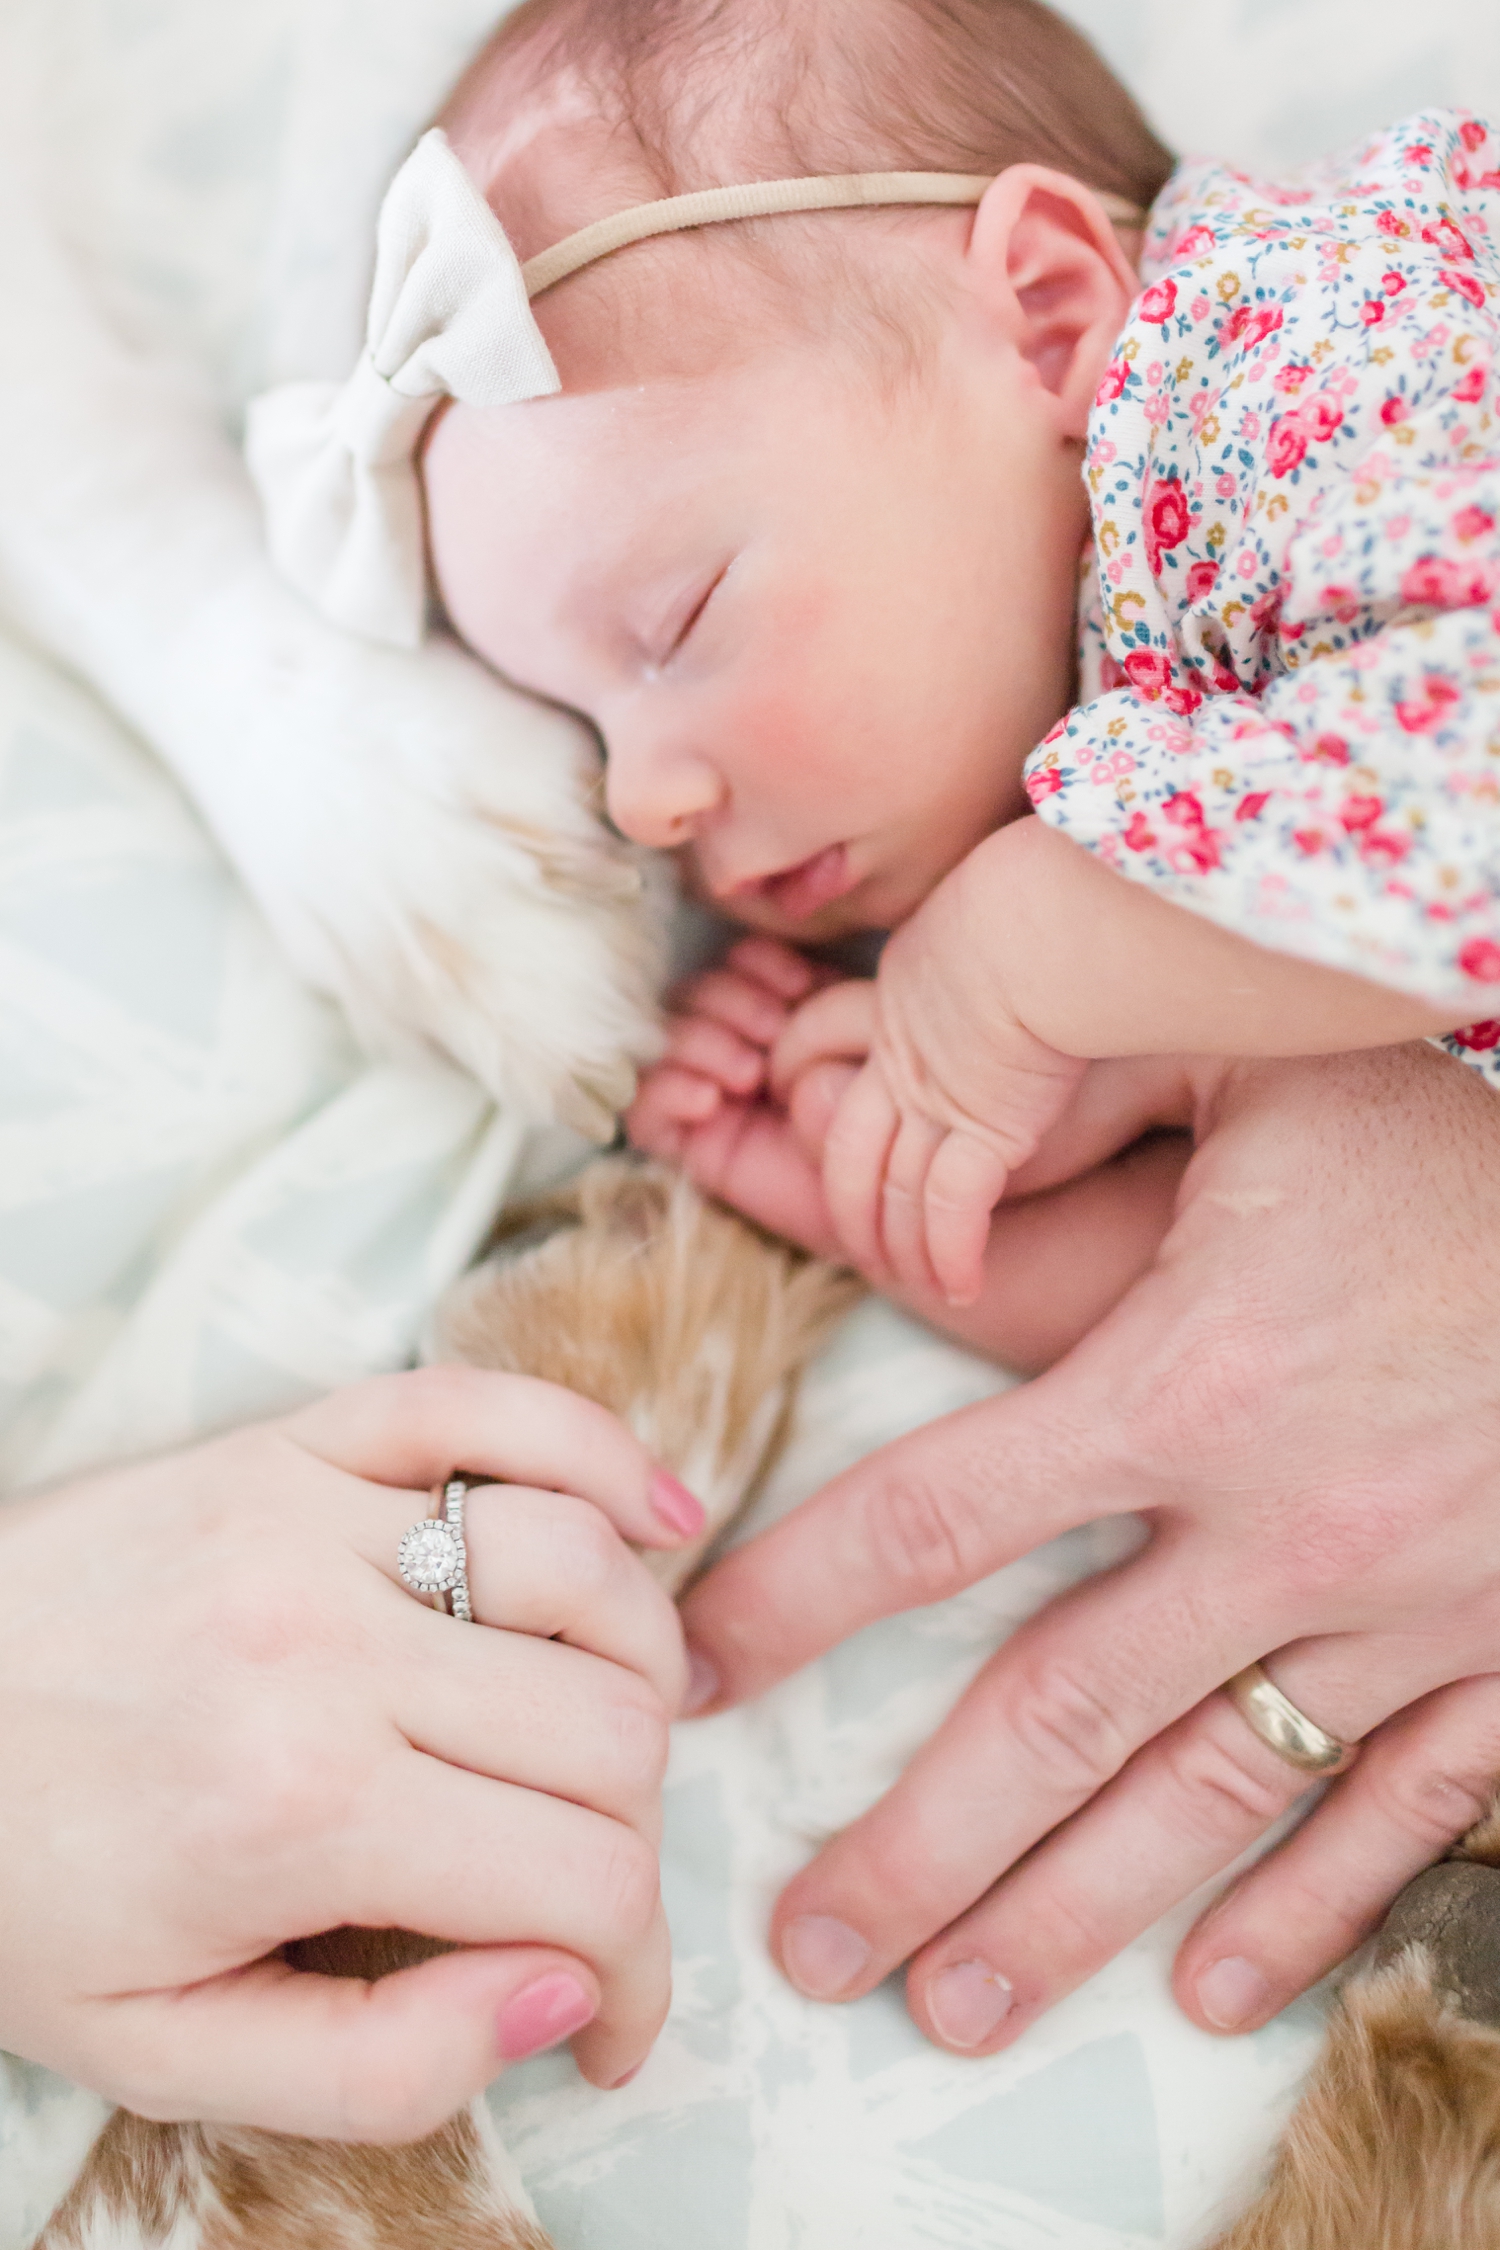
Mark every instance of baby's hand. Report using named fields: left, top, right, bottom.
left=625, top=939, right=845, bottom=1257
left=774, top=919, right=1086, bottom=1306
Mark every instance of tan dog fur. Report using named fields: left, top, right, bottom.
left=36, top=1161, right=859, bottom=2250
left=34, top=1160, right=1500, bottom=2247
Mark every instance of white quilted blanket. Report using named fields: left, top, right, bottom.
left=2, top=1, right=1496, bottom=2242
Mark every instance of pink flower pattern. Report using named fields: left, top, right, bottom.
left=1024, top=110, right=1500, bottom=1087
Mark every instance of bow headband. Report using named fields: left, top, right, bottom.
left=246, top=129, right=1144, bottom=648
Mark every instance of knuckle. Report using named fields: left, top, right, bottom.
left=594, top=1830, right=662, bottom=1947
left=1158, top=1727, right=1294, bottom=1847
left=549, top=1502, right=627, bottom=1597
left=1005, top=1658, right=1133, bottom=1797
left=605, top=1689, right=672, bottom=1798
left=860, top=1470, right=989, bottom=1606
left=1364, top=1751, right=1494, bottom=1853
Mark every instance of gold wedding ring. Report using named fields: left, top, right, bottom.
left=1226, top=1662, right=1355, bottom=1775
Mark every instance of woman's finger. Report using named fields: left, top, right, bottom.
left=770, top=979, right=877, bottom=1100
left=766, top=1548, right=1280, bottom=2003
left=359, top=1483, right=688, bottom=1708
left=95, top=1943, right=606, bottom=2140
left=822, top=1060, right=901, bottom=1276
left=1174, top=1668, right=1500, bottom=2035
left=286, top=1367, right=705, bottom=1552
left=390, top=1625, right=673, bottom=1835
left=336, top=1750, right=672, bottom=2092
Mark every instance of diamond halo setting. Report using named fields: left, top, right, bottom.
left=397, top=1518, right=463, bottom=1594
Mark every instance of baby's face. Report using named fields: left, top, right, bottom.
left=426, top=326, right=1089, bottom=939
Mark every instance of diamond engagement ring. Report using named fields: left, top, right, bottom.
left=397, top=1478, right=474, bottom=1620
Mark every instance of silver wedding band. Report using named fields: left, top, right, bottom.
left=1226, top=1661, right=1354, bottom=1774
left=396, top=1478, right=474, bottom=1621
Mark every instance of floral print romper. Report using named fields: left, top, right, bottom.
left=1025, top=108, right=1500, bottom=1082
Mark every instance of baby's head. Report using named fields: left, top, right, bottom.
left=424, top=0, right=1172, bottom=938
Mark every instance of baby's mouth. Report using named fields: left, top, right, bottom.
left=731, top=844, right=854, bottom=924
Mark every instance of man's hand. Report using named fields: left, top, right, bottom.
left=682, top=1043, right=1500, bottom=2057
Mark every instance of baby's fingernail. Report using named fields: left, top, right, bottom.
left=781, top=1915, right=872, bottom=1999
left=684, top=1647, right=721, bottom=1714
left=650, top=1471, right=706, bottom=1539
left=609, top=2061, right=645, bottom=2089
left=927, top=1958, right=1014, bottom=2049
left=1196, top=1955, right=1273, bottom=2030
left=497, top=1973, right=596, bottom=2062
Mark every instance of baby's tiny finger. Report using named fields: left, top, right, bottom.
left=823, top=1064, right=900, bottom=1278
left=675, top=969, right=787, bottom=1046
left=787, top=1060, right=861, bottom=1162
left=664, top=1015, right=767, bottom=1096
left=770, top=981, right=877, bottom=1100
left=924, top=1134, right=1012, bottom=1307
left=880, top=1113, right=948, bottom=1299
left=727, top=936, right=820, bottom=1002
left=625, top=1068, right=721, bottom=1158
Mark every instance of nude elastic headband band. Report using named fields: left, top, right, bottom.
left=523, top=172, right=1146, bottom=298
left=245, top=131, right=1147, bottom=648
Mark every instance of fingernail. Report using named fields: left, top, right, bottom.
left=1197, top=1955, right=1273, bottom=2031
left=684, top=1647, right=721, bottom=1715
left=927, top=1958, right=1014, bottom=2049
left=650, top=1470, right=706, bottom=1539
left=609, top=2061, right=645, bottom=2089
left=497, top=1973, right=596, bottom=2062
left=781, top=1915, right=872, bottom=1999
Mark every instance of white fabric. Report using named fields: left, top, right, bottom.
left=246, top=130, right=559, bottom=648
left=1, top=1, right=1496, bottom=2244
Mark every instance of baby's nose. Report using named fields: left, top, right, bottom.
left=604, top=736, right=725, bottom=852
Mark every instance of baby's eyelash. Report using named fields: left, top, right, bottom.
left=664, top=565, right=729, bottom=661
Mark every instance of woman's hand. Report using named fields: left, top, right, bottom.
left=681, top=1042, right=1500, bottom=2054
left=0, top=1368, right=700, bottom=2140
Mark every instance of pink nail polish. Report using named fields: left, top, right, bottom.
left=496, top=1973, right=596, bottom=2062
left=650, top=1470, right=705, bottom=1539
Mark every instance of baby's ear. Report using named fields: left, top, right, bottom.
left=965, top=164, right=1140, bottom=440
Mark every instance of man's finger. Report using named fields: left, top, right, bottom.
left=1174, top=1668, right=1500, bottom=2035
left=900, top=1633, right=1449, bottom=2054
left=681, top=1331, right=1151, bottom=1709
left=767, top=1549, right=1273, bottom=2001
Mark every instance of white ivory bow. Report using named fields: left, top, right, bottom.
left=245, top=130, right=559, bottom=650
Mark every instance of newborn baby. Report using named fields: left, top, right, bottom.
left=256, top=0, right=1500, bottom=1359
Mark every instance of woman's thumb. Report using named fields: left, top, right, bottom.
left=97, top=1946, right=600, bottom=2141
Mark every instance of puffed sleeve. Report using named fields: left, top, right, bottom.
left=1025, top=463, right=1500, bottom=1043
